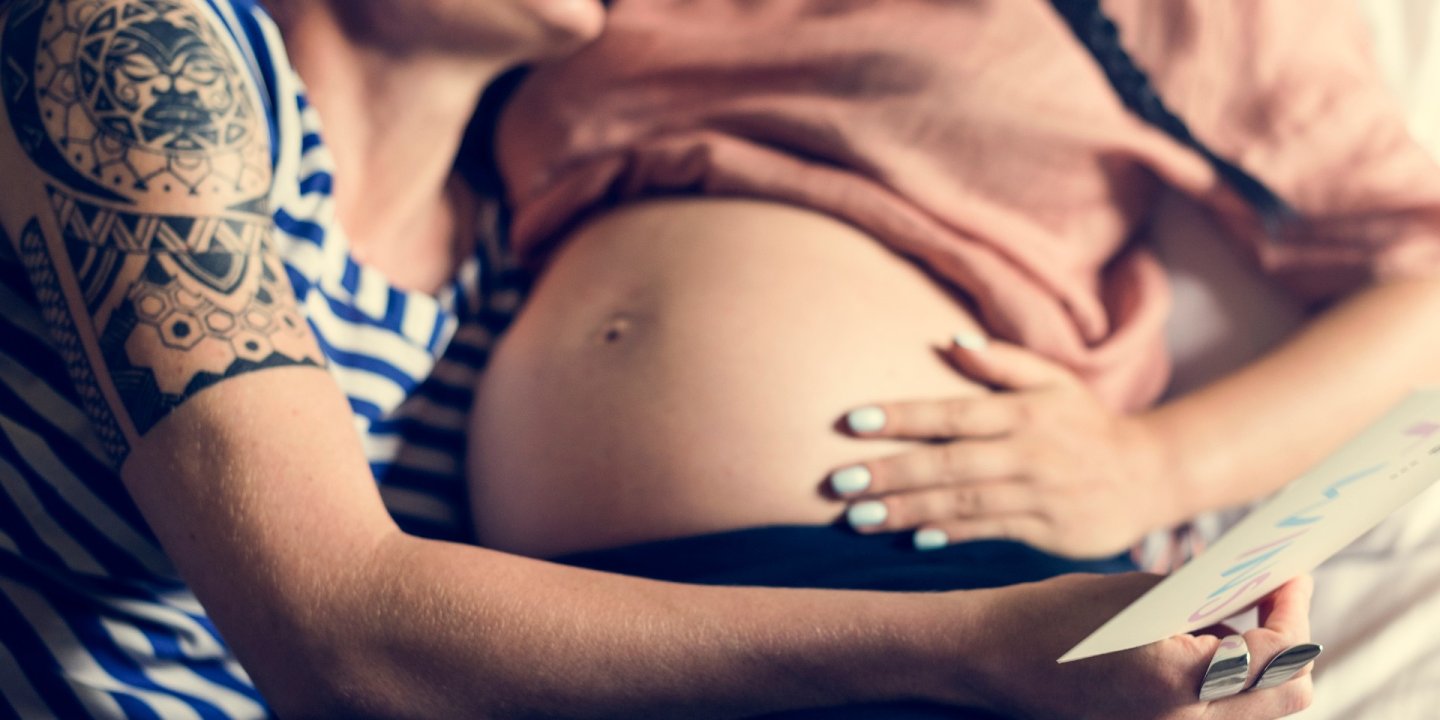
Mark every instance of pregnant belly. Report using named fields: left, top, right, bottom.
left=468, top=198, right=988, bottom=557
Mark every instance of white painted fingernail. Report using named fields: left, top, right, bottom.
left=847, top=501, right=888, bottom=528
left=846, top=406, right=887, bottom=433
left=914, top=529, right=949, bottom=551
left=829, top=465, right=872, bottom=494
left=953, top=332, right=988, bottom=350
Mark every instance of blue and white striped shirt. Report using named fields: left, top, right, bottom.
left=0, top=1, right=518, bottom=715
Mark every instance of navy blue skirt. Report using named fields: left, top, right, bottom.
left=554, top=524, right=1136, bottom=718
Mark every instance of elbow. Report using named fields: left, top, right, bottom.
left=261, top=683, right=350, bottom=720
left=262, top=677, right=402, bottom=720
left=228, top=534, right=522, bottom=718
left=242, top=634, right=388, bottom=719
left=217, top=579, right=403, bottom=715
left=250, top=640, right=439, bottom=720
left=260, top=662, right=512, bottom=720
left=235, top=538, right=508, bottom=719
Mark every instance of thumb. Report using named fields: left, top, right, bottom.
left=946, top=331, right=1073, bottom=391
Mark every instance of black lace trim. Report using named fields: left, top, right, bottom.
left=1051, top=0, right=1296, bottom=239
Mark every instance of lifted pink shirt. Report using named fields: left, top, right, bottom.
left=498, top=0, right=1440, bottom=410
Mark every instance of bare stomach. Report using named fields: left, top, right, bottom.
left=468, top=198, right=988, bottom=557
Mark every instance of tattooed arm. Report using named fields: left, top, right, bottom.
left=0, top=0, right=318, bottom=457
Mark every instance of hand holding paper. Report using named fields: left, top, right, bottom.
left=1062, top=390, right=1440, bottom=663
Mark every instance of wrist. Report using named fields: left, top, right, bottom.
left=889, top=590, right=1007, bottom=711
left=1129, top=409, right=1199, bottom=528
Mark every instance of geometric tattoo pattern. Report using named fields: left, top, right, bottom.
left=3, top=0, right=322, bottom=462
left=45, top=186, right=319, bottom=445
left=30, top=0, right=268, bottom=202
left=15, top=217, right=131, bottom=460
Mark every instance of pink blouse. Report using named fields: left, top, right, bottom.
left=497, top=0, right=1440, bottom=410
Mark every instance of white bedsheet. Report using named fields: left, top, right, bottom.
left=1300, top=484, right=1440, bottom=718
left=1155, top=3, right=1440, bottom=716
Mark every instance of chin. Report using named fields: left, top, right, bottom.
left=337, top=0, right=605, bottom=62
left=525, top=0, right=606, bottom=58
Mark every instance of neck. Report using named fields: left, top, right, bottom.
left=273, top=7, right=506, bottom=277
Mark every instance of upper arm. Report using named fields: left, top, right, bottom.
left=0, top=0, right=322, bottom=463
left=0, top=3, right=401, bottom=704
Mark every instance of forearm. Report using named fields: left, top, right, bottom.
left=1147, top=276, right=1440, bottom=518
left=304, top=534, right=985, bottom=719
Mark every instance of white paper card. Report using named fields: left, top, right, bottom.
left=1060, top=389, right=1440, bottom=663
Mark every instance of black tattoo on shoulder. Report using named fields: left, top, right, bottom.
left=18, top=185, right=321, bottom=459
left=3, top=0, right=322, bottom=462
left=48, top=183, right=314, bottom=363
left=4, top=0, right=268, bottom=204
